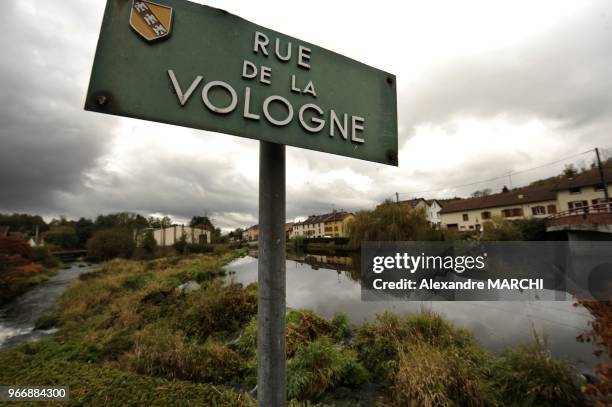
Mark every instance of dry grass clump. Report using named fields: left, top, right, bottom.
left=489, top=336, right=587, bottom=407
left=389, top=342, right=494, bottom=407
left=126, top=324, right=240, bottom=383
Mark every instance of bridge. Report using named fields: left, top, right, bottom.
left=545, top=204, right=612, bottom=239
left=51, top=249, right=89, bottom=262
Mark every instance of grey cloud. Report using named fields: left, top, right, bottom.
left=400, top=2, right=612, bottom=136
left=0, top=1, right=119, bottom=213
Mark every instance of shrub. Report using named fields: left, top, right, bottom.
left=87, top=228, right=135, bottom=261
left=177, top=281, right=258, bottom=340
left=0, top=236, right=32, bottom=259
left=513, top=218, right=548, bottom=241
left=490, top=338, right=586, bottom=406
left=174, top=237, right=213, bottom=255
left=288, top=336, right=368, bottom=400
left=330, top=313, right=351, bottom=341
left=354, top=311, right=484, bottom=380
left=286, top=309, right=336, bottom=356
left=31, top=246, right=60, bottom=268
left=481, top=216, right=522, bottom=241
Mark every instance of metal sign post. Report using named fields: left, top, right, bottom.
left=257, top=141, right=286, bottom=405
left=85, top=1, right=398, bottom=405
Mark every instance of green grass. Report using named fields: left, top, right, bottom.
left=0, top=346, right=254, bottom=406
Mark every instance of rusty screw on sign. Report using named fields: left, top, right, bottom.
left=97, top=94, right=108, bottom=106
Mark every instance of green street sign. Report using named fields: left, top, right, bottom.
left=85, top=0, right=398, bottom=165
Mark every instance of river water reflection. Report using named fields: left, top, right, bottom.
left=226, top=252, right=600, bottom=372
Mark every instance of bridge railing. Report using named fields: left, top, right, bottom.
left=546, top=202, right=612, bottom=220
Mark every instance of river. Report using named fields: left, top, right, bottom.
left=226, top=253, right=601, bottom=373
left=0, top=262, right=94, bottom=348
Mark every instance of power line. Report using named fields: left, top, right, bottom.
left=397, top=148, right=595, bottom=196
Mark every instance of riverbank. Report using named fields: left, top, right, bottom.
left=0, top=262, right=94, bottom=348
left=0, top=250, right=593, bottom=405
left=0, top=262, right=60, bottom=308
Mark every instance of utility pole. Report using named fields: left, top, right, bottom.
left=508, top=171, right=513, bottom=189
left=395, top=192, right=399, bottom=203
left=595, top=147, right=609, bottom=201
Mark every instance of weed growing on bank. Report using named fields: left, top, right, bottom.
left=0, top=250, right=589, bottom=405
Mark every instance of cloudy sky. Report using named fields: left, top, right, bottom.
left=1, top=0, right=611, bottom=231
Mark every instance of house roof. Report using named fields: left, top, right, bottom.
left=295, top=211, right=352, bottom=226
left=439, top=185, right=557, bottom=214
left=553, top=167, right=612, bottom=190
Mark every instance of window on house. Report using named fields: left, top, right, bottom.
left=446, top=224, right=458, bottom=230
left=502, top=208, right=523, bottom=218
left=592, top=198, right=611, bottom=211
left=481, top=211, right=491, bottom=220
left=568, top=200, right=588, bottom=211
left=594, top=184, right=604, bottom=192
left=468, top=225, right=474, bottom=230
left=569, top=187, right=581, bottom=194
left=531, top=206, right=545, bottom=215
left=462, top=214, right=469, bottom=221
left=475, top=224, right=481, bottom=231
left=547, top=204, right=557, bottom=214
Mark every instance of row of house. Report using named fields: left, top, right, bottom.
left=242, top=211, right=355, bottom=241
left=239, top=167, right=610, bottom=240
left=289, top=211, right=354, bottom=239
left=439, top=167, right=612, bottom=231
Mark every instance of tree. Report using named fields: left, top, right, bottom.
left=471, top=188, right=492, bottom=198
left=95, top=212, right=148, bottom=231
left=0, top=213, right=48, bottom=235
left=141, top=230, right=157, bottom=255
left=229, top=228, right=244, bottom=241
left=147, top=216, right=172, bottom=229
left=74, top=217, right=95, bottom=248
left=513, top=218, right=548, bottom=241
left=87, top=228, right=135, bottom=261
left=44, top=226, right=79, bottom=249
left=190, top=215, right=214, bottom=230
left=347, top=200, right=442, bottom=248
left=481, top=216, right=522, bottom=241
left=563, top=164, right=578, bottom=178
